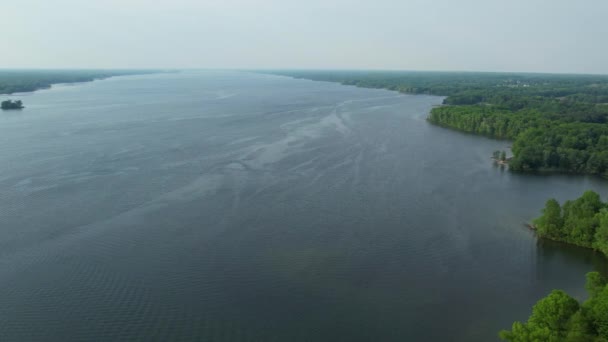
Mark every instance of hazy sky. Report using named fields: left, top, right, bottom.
left=2, top=0, right=607, bottom=74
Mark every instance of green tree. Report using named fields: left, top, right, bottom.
left=586, top=286, right=608, bottom=339
left=563, top=191, right=603, bottom=246
left=500, top=290, right=580, bottom=341
left=528, top=290, right=580, bottom=334
left=534, top=199, right=563, bottom=238
left=563, top=310, right=595, bottom=342
left=585, top=272, right=606, bottom=298
left=594, top=209, right=608, bottom=255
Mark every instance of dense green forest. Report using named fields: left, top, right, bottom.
left=0, top=70, right=158, bottom=94
left=265, top=71, right=608, bottom=176
left=534, top=191, right=608, bottom=256
left=500, top=272, right=608, bottom=341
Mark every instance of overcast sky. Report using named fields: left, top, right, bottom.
left=2, top=0, right=607, bottom=74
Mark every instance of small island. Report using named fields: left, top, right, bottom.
left=1, top=100, right=24, bottom=110
left=492, top=150, right=511, bottom=165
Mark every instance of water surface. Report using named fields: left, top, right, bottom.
left=0, top=71, right=607, bottom=341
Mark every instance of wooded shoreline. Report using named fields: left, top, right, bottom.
left=0, top=70, right=161, bottom=95
left=265, top=70, right=608, bottom=177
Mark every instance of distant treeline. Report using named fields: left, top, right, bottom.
left=266, top=70, right=608, bottom=176
left=500, top=272, right=608, bottom=341
left=0, top=70, right=161, bottom=94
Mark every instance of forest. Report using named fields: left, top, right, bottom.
left=0, top=70, right=157, bottom=94
left=266, top=71, right=608, bottom=176
left=500, top=272, right=608, bottom=341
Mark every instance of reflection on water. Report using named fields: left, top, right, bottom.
left=537, top=238, right=608, bottom=277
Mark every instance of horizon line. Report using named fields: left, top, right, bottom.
left=0, top=67, right=607, bottom=77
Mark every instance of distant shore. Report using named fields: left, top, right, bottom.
left=0, top=70, right=165, bottom=95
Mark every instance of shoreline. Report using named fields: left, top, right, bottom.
left=526, top=220, right=608, bottom=258
left=538, top=234, right=607, bottom=258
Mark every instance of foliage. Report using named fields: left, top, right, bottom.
left=500, top=272, right=608, bottom=341
left=534, top=199, right=563, bottom=238
left=509, top=124, right=608, bottom=175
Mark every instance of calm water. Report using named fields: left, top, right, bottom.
left=0, top=71, right=607, bottom=341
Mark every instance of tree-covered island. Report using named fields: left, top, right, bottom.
left=1, top=100, right=24, bottom=110
left=263, top=71, right=608, bottom=176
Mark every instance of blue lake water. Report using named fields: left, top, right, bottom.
left=0, top=71, right=607, bottom=341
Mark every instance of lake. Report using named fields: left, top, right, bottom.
left=0, top=71, right=607, bottom=341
